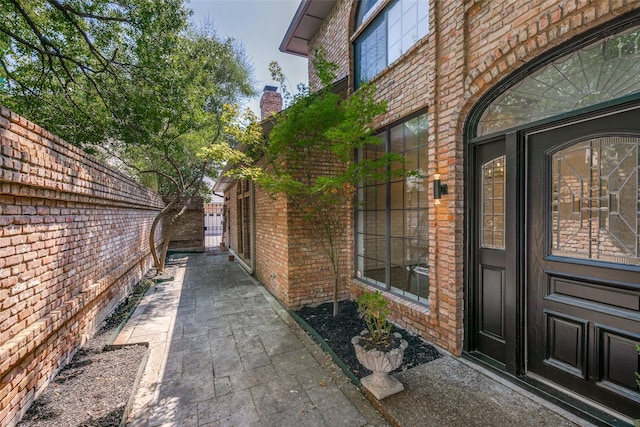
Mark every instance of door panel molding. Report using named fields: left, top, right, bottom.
left=595, top=325, right=640, bottom=403
left=543, top=310, right=589, bottom=379
left=546, top=273, right=640, bottom=316
left=526, top=107, right=640, bottom=419
left=479, top=265, right=506, bottom=340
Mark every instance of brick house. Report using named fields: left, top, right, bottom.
left=217, top=1, right=640, bottom=423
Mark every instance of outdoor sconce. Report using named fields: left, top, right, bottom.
left=433, top=174, right=448, bottom=205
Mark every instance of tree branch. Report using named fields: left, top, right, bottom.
left=45, top=0, right=131, bottom=23
left=45, top=0, right=118, bottom=75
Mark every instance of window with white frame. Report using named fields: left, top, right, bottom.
left=356, top=112, right=430, bottom=303
left=354, top=0, right=429, bottom=88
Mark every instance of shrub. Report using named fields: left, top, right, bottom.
left=356, top=290, right=392, bottom=344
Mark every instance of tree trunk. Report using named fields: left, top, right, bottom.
left=333, top=273, right=339, bottom=317
left=158, top=221, right=176, bottom=272
left=331, top=247, right=340, bottom=317
left=149, top=200, right=178, bottom=273
left=149, top=211, right=165, bottom=272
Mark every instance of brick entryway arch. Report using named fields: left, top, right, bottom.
left=464, top=16, right=640, bottom=423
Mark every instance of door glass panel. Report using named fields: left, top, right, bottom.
left=551, top=136, right=640, bottom=265
left=481, top=155, right=506, bottom=249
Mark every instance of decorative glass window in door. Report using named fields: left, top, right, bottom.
left=481, top=156, right=506, bottom=249
left=551, top=136, right=640, bottom=265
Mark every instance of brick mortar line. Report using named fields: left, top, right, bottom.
left=0, top=179, right=163, bottom=210
left=1, top=184, right=165, bottom=211
left=0, top=117, right=160, bottom=202
left=0, top=247, right=157, bottom=384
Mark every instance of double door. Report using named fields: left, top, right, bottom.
left=469, top=108, right=640, bottom=419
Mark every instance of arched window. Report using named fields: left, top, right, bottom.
left=477, top=25, right=640, bottom=137
left=355, top=0, right=383, bottom=25
left=354, top=0, right=429, bottom=88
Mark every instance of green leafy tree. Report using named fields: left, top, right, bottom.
left=0, top=0, right=190, bottom=148
left=102, top=30, right=255, bottom=272
left=229, top=50, right=407, bottom=316
left=1, top=1, right=256, bottom=272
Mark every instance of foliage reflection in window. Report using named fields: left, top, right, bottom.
left=354, top=0, right=429, bottom=88
left=356, top=113, right=430, bottom=303
left=477, top=25, right=640, bottom=136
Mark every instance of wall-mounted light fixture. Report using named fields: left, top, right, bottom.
left=433, top=174, right=448, bottom=205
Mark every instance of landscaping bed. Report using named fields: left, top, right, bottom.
left=17, top=278, right=153, bottom=427
left=295, top=299, right=441, bottom=380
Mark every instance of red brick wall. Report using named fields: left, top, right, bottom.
left=0, top=108, right=164, bottom=427
left=225, top=159, right=353, bottom=310
left=284, top=155, right=353, bottom=309
left=308, top=0, right=352, bottom=91
left=253, top=185, right=290, bottom=305
left=307, top=0, right=640, bottom=356
left=166, top=197, right=204, bottom=252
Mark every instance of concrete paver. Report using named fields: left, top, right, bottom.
left=118, top=251, right=597, bottom=427
left=118, top=252, right=387, bottom=427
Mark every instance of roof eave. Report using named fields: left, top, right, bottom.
left=279, top=0, right=337, bottom=57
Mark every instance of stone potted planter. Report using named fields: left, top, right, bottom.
left=352, top=289, right=408, bottom=399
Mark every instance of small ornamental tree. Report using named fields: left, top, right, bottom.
left=228, top=50, right=409, bottom=317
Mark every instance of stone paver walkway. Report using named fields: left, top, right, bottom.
left=116, top=251, right=599, bottom=427
left=115, top=252, right=386, bottom=426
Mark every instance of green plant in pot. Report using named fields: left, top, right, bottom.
left=352, top=289, right=408, bottom=399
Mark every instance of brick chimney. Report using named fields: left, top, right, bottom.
left=260, top=85, right=282, bottom=120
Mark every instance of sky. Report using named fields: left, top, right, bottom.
left=187, top=0, right=309, bottom=117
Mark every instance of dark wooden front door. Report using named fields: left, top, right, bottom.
left=471, top=137, right=520, bottom=373
left=527, top=108, right=640, bottom=419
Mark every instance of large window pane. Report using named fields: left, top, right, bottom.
left=355, top=16, right=386, bottom=87
left=390, top=181, right=404, bottom=209
left=404, top=147, right=419, bottom=171
left=356, top=112, right=430, bottom=303
left=356, top=0, right=383, bottom=27
left=417, top=0, right=429, bottom=39
left=354, top=0, right=430, bottom=88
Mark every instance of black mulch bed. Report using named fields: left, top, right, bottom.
left=295, top=299, right=441, bottom=379
left=18, top=277, right=154, bottom=427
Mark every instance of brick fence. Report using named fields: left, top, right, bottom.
left=0, top=107, right=165, bottom=427
left=166, top=196, right=204, bottom=252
